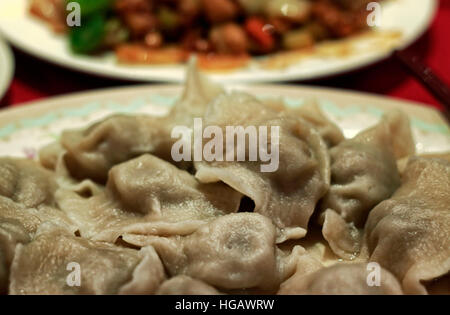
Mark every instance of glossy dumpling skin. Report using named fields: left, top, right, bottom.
left=124, top=213, right=303, bottom=292
left=317, top=113, right=413, bottom=260
left=195, top=93, right=330, bottom=241
left=156, top=276, right=221, bottom=295
left=365, top=156, right=450, bottom=294
left=8, top=224, right=165, bottom=295
left=320, top=114, right=404, bottom=227
left=262, top=98, right=344, bottom=147
left=0, top=219, right=30, bottom=294
left=60, top=115, right=175, bottom=183
left=56, top=154, right=242, bottom=242
left=164, top=57, right=224, bottom=128
left=0, top=195, right=77, bottom=239
left=0, top=158, right=57, bottom=208
left=382, top=110, right=416, bottom=160
left=289, top=99, right=345, bottom=147
left=0, top=194, right=78, bottom=293
left=279, top=262, right=403, bottom=295
left=0, top=157, right=78, bottom=249
left=47, top=61, right=224, bottom=183
left=0, top=158, right=78, bottom=237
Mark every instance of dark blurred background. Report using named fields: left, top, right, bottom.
left=2, top=0, right=449, bottom=111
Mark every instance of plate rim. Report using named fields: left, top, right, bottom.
left=0, top=84, right=448, bottom=158
left=0, top=0, right=439, bottom=83
left=0, top=82, right=447, bottom=124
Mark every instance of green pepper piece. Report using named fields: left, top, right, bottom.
left=70, top=14, right=106, bottom=54
left=68, top=0, right=112, bottom=17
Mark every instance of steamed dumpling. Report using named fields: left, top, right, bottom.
left=0, top=219, right=30, bottom=294
left=262, top=98, right=344, bottom=147
left=60, top=115, right=174, bottom=183
left=165, top=58, right=224, bottom=127
left=9, top=224, right=165, bottom=295
left=0, top=158, right=77, bottom=236
left=0, top=158, right=57, bottom=208
left=0, top=194, right=78, bottom=293
left=398, top=152, right=450, bottom=174
left=321, top=209, right=361, bottom=260
left=364, top=156, right=450, bottom=294
left=318, top=112, right=414, bottom=259
left=123, top=213, right=303, bottom=292
left=156, top=276, right=221, bottom=295
left=194, top=93, right=330, bottom=241
left=289, top=99, right=344, bottom=147
left=382, top=110, right=416, bottom=160
left=56, top=154, right=242, bottom=242
left=279, top=262, right=403, bottom=295
left=0, top=196, right=77, bottom=238
left=320, top=113, right=407, bottom=226
left=47, top=61, right=224, bottom=183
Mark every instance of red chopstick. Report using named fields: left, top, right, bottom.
left=394, top=49, right=450, bottom=121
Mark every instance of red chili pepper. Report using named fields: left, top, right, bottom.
left=245, top=17, right=275, bottom=52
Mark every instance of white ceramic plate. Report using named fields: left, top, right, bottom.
left=0, top=36, right=14, bottom=100
left=0, top=0, right=437, bottom=83
left=0, top=84, right=448, bottom=159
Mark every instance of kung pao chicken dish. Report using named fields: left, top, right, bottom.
left=30, top=0, right=380, bottom=68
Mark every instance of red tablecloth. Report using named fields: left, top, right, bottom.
left=2, top=0, right=449, bottom=111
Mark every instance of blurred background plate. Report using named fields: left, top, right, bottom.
left=0, top=0, right=438, bottom=83
left=0, top=36, right=14, bottom=100
left=0, top=84, right=448, bottom=159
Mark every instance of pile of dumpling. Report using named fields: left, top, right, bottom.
left=1, top=64, right=449, bottom=295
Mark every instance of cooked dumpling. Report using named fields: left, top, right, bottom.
left=52, top=61, right=223, bottom=183
left=279, top=262, right=403, bottom=295
left=0, top=196, right=77, bottom=237
left=0, top=196, right=77, bottom=292
left=321, top=209, right=361, bottom=260
left=9, top=224, right=165, bottom=295
left=0, top=158, right=77, bottom=236
left=39, top=142, right=64, bottom=171
left=156, top=276, right=221, bottom=295
left=165, top=58, right=224, bottom=127
left=382, top=110, right=416, bottom=160
left=194, top=93, right=330, bottom=241
left=0, top=158, right=57, bottom=208
left=320, top=114, right=405, bottom=227
left=289, top=99, right=344, bottom=147
left=263, top=98, right=344, bottom=147
left=317, top=113, right=414, bottom=259
left=39, top=142, right=106, bottom=200
left=60, top=114, right=174, bottom=183
left=124, top=213, right=303, bottom=292
left=56, top=154, right=242, bottom=242
left=0, top=219, right=30, bottom=294
left=398, top=152, right=450, bottom=174
left=364, top=156, right=450, bottom=294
